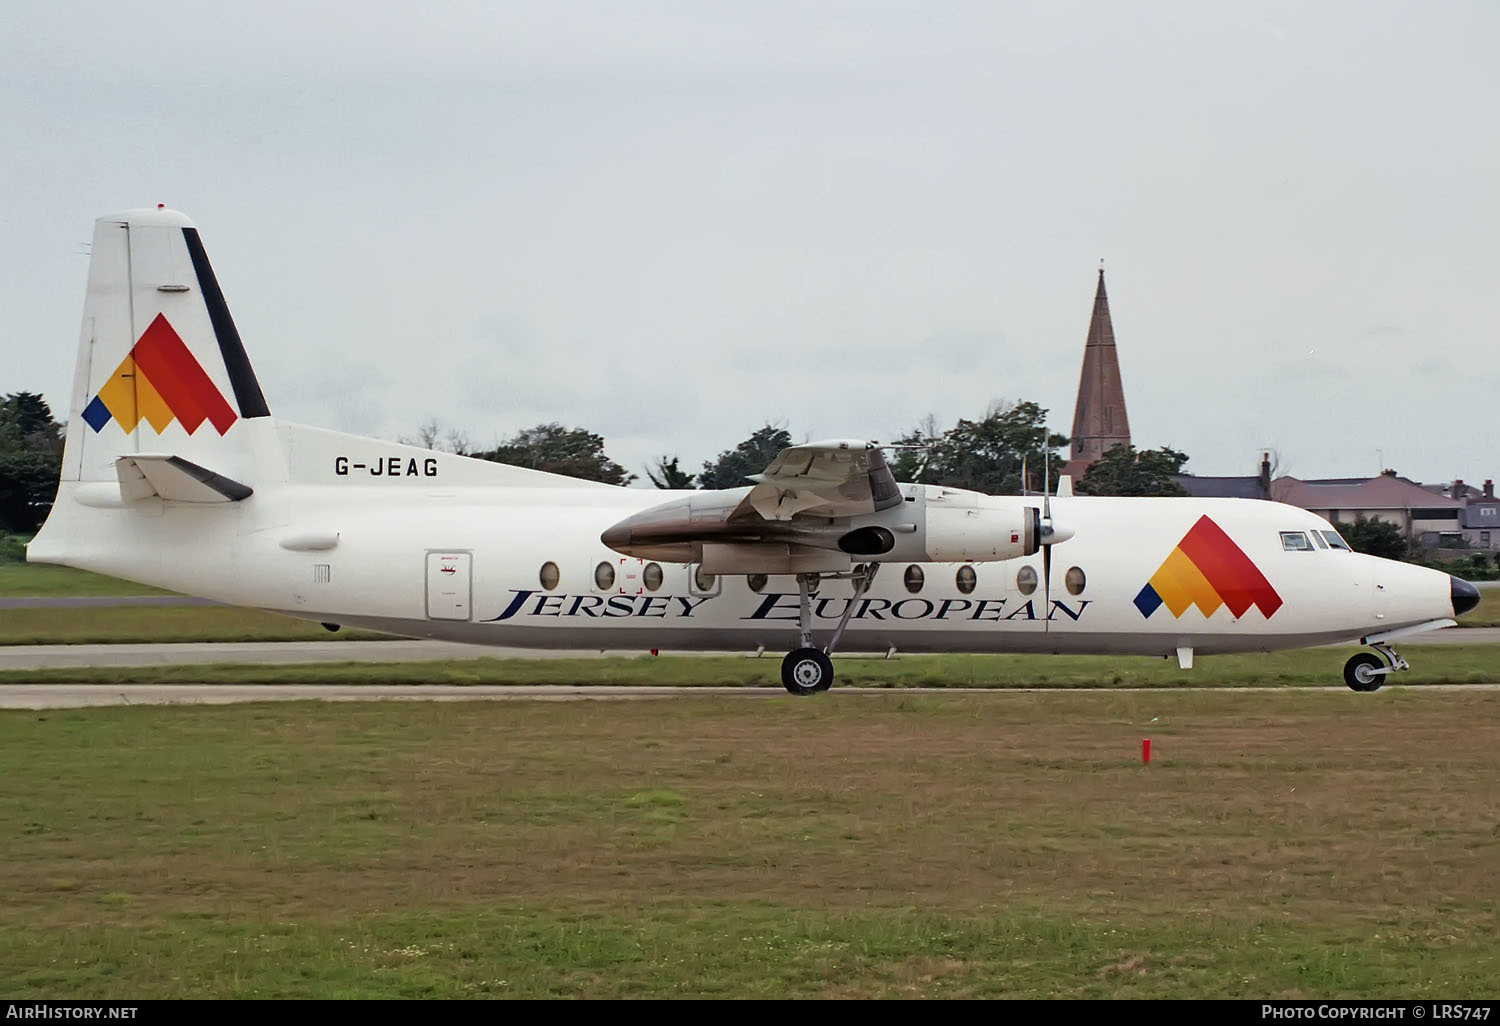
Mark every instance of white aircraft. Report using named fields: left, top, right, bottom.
left=28, top=208, right=1481, bottom=694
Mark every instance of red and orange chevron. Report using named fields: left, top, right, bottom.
left=81, top=314, right=237, bottom=436
left=1134, top=515, right=1283, bottom=619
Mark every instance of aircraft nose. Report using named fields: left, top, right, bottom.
left=1451, top=576, right=1481, bottom=616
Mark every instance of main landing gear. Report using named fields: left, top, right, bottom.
left=1343, top=642, right=1409, bottom=693
left=780, top=565, right=880, bottom=696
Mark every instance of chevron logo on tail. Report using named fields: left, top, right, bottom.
left=80, top=313, right=238, bottom=436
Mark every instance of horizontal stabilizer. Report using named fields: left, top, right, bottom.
left=116, top=454, right=254, bottom=503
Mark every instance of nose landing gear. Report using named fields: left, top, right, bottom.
left=1343, top=642, right=1409, bottom=692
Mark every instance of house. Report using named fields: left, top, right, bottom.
left=1173, top=453, right=1272, bottom=500
left=1418, top=478, right=1498, bottom=550
left=1458, top=480, right=1499, bottom=550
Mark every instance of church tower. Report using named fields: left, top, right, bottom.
left=1064, top=268, right=1131, bottom=478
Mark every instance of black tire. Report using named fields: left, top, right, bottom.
left=1344, top=652, right=1386, bottom=692
left=781, top=648, right=834, bottom=696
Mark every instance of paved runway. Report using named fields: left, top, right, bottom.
left=6, top=682, right=1500, bottom=710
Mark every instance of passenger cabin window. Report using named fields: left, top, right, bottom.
left=1016, top=565, right=1038, bottom=596
left=594, top=561, right=616, bottom=590
left=1065, top=566, right=1086, bottom=596
left=747, top=574, right=768, bottom=593
left=539, top=561, right=561, bottom=591
left=1280, top=531, right=1313, bottom=551
left=956, top=565, right=977, bottom=594
left=694, top=565, right=717, bottom=593
left=1320, top=530, right=1352, bottom=551
left=903, top=565, right=925, bottom=593
left=643, top=563, right=664, bottom=591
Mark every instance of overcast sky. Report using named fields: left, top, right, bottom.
left=4, top=1, right=1497, bottom=486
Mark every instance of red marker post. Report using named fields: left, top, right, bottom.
left=1142, top=738, right=1152, bottom=764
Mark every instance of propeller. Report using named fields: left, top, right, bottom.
left=1043, top=447, right=1053, bottom=612
left=1037, top=442, right=1075, bottom=618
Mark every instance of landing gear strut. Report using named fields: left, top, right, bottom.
left=1343, top=642, right=1409, bottom=693
left=779, top=565, right=880, bottom=696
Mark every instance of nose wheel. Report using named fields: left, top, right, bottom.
left=1343, top=642, right=1408, bottom=692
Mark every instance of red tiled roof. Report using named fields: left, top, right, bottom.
left=1272, top=475, right=1465, bottom=511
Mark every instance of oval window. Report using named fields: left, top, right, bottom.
left=643, top=563, right=663, bottom=591
left=747, top=574, right=768, bottom=593
left=594, top=561, right=616, bottom=591
left=903, top=565, right=925, bottom=593
left=694, top=565, right=716, bottom=592
left=539, top=561, right=560, bottom=591
left=956, top=565, right=977, bottom=594
left=1065, top=566, right=1086, bottom=596
left=1016, top=565, right=1038, bottom=596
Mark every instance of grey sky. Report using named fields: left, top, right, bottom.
left=4, top=1, right=1497, bottom=486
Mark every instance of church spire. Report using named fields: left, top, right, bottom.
left=1067, top=267, right=1132, bottom=471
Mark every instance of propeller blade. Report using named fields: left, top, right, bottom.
left=1043, top=442, right=1052, bottom=522
left=1043, top=540, right=1052, bottom=629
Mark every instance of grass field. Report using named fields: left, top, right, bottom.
left=2, top=691, right=1498, bottom=998
left=0, top=563, right=175, bottom=598
left=0, top=644, right=1496, bottom=688
left=0, top=605, right=394, bottom=645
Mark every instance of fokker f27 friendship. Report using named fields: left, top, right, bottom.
left=29, top=208, right=1482, bottom=693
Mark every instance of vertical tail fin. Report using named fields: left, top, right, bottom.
left=61, top=207, right=270, bottom=484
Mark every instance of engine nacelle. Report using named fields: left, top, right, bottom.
left=923, top=504, right=1038, bottom=562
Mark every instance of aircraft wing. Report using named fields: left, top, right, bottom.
left=731, top=439, right=903, bottom=521
left=600, top=439, right=908, bottom=573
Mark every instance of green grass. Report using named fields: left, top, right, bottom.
left=0, top=644, right=1495, bottom=687
left=0, top=605, right=394, bottom=644
left=1460, top=586, right=1500, bottom=626
left=0, top=562, right=175, bottom=597
left=2, top=693, right=1498, bottom=997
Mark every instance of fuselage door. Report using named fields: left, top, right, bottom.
left=426, top=551, right=472, bottom=620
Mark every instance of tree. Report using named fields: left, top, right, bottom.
left=698, top=423, right=792, bottom=490
left=473, top=423, right=635, bottom=485
left=1075, top=444, right=1190, bottom=497
left=646, top=455, right=695, bottom=490
left=0, top=392, right=64, bottom=533
left=1338, top=515, right=1407, bottom=560
left=400, top=417, right=472, bottom=455
left=888, top=413, right=941, bottom=484
left=890, top=401, right=1066, bottom=494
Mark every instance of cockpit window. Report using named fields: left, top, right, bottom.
left=1280, top=531, right=1313, bottom=551
left=1320, top=530, right=1352, bottom=551
left=1310, top=530, right=1328, bottom=549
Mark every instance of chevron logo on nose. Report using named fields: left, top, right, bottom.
left=1134, top=515, right=1283, bottom=620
